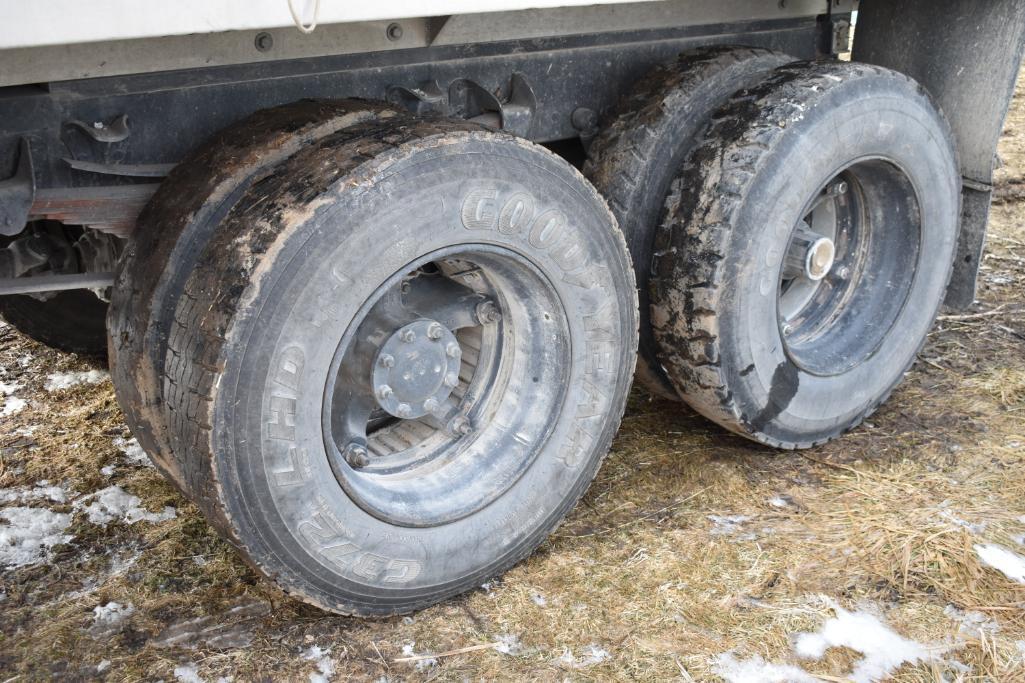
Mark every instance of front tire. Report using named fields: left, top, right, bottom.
left=163, top=119, right=637, bottom=614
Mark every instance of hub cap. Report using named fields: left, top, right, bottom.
left=372, top=319, right=461, bottom=419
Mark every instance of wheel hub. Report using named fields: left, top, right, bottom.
left=784, top=224, right=836, bottom=282
left=372, top=318, right=461, bottom=419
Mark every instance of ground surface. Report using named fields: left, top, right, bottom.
left=2, top=75, right=1025, bottom=683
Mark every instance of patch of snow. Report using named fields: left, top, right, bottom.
left=794, top=606, right=938, bottom=683
left=0, top=380, right=22, bottom=395
left=0, top=481, right=70, bottom=504
left=768, top=496, right=790, bottom=508
left=90, top=601, right=135, bottom=636
left=0, top=506, right=73, bottom=568
left=974, top=543, right=1025, bottom=583
left=400, top=642, right=437, bottom=671
left=530, top=592, right=547, bottom=606
left=494, top=633, right=523, bottom=655
left=711, top=652, right=817, bottom=683
left=709, top=514, right=755, bottom=539
left=944, top=605, right=999, bottom=640
left=2, top=396, right=27, bottom=416
left=557, top=644, right=610, bottom=669
left=14, top=425, right=37, bottom=436
left=101, top=465, right=116, bottom=477
left=939, top=509, right=986, bottom=535
left=77, top=486, right=176, bottom=526
left=114, top=436, right=152, bottom=467
left=174, top=663, right=205, bottom=683
left=302, top=645, right=336, bottom=682
left=44, top=369, right=109, bottom=391
left=97, top=659, right=111, bottom=673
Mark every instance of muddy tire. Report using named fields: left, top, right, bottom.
left=585, top=45, right=794, bottom=399
left=107, top=99, right=401, bottom=488
left=0, top=290, right=108, bottom=356
left=162, top=119, right=637, bottom=614
left=650, top=61, right=960, bottom=448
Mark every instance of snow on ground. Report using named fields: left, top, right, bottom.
left=0, top=506, right=73, bottom=568
left=43, top=369, right=109, bottom=392
left=712, top=652, right=817, bottom=683
left=0, top=481, right=70, bottom=504
left=708, top=514, right=753, bottom=536
left=1, top=396, right=26, bottom=416
left=494, top=633, right=524, bottom=655
left=400, top=642, right=438, bottom=671
left=974, top=543, right=1025, bottom=583
left=173, top=663, right=204, bottom=683
left=557, top=644, right=610, bottom=669
left=0, top=379, right=22, bottom=395
left=712, top=604, right=941, bottom=683
left=944, top=605, right=1000, bottom=640
left=113, top=435, right=153, bottom=468
left=90, top=601, right=135, bottom=637
left=302, top=645, right=336, bottom=682
left=76, top=485, right=176, bottom=526
left=793, top=606, right=939, bottom=683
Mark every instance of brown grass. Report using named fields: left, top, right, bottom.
left=2, top=70, right=1025, bottom=683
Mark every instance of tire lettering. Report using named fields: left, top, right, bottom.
left=272, top=446, right=311, bottom=487
left=461, top=188, right=498, bottom=229
left=267, top=395, right=296, bottom=441
left=274, top=346, right=304, bottom=391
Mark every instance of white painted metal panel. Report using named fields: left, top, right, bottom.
left=0, top=0, right=660, bottom=49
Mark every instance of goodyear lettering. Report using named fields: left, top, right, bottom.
left=267, top=395, right=296, bottom=440
left=272, top=446, right=312, bottom=487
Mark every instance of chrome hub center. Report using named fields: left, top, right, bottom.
left=372, top=319, right=461, bottom=419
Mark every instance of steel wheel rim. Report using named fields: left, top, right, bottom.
left=321, top=244, right=571, bottom=527
left=777, top=159, right=923, bottom=376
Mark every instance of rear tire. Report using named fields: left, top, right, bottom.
left=650, top=61, right=960, bottom=448
left=162, top=119, right=637, bottom=614
left=585, top=45, right=794, bottom=399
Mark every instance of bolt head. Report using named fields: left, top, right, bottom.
left=423, top=398, right=439, bottom=413
left=376, top=384, right=394, bottom=400
left=782, top=323, right=793, bottom=336
left=427, top=322, right=444, bottom=340
left=378, top=353, right=395, bottom=368
left=444, top=373, right=459, bottom=388
left=476, top=301, right=501, bottom=325
left=448, top=415, right=473, bottom=437
left=400, top=329, right=416, bottom=343
left=837, top=266, right=851, bottom=279
left=344, top=443, right=369, bottom=468
left=445, top=342, right=461, bottom=358
left=396, top=403, right=412, bottom=418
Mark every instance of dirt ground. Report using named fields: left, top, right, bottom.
left=2, top=72, right=1025, bottom=683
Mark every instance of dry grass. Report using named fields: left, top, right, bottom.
left=2, top=72, right=1025, bottom=683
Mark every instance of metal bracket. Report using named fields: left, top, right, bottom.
left=446, top=74, right=537, bottom=137
left=66, top=114, right=131, bottom=143
left=386, top=80, right=449, bottom=116
left=0, top=138, right=36, bottom=237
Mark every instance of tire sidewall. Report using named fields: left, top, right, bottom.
left=210, top=136, right=636, bottom=613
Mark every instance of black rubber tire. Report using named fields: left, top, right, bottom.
left=585, top=45, right=794, bottom=399
left=650, top=61, right=960, bottom=449
left=107, top=99, right=402, bottom=490
left=0, top=290, right=108, bottom=356
left=162, top=119, right=637, bottom=615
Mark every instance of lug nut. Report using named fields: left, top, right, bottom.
left=427, top=322, right=444, bottom=340
left=423, top=398, right=440, bottom=413
left=378, top=353, right=395, bottom=368
left=445, top=342, right=461, bottom=358
left=782, top=323, right=794, bottom=336
left=444, top=373, right=459, bottom=388
left=827, top=180, right=849, bottom=196
left=448, top=415, right=473, bottom=437
left=400, top=329, right=416, bottom=343
left=837, top=266, right=851, bottom=279
left=343, top=443, right=370, bottom=468
left=396, top=403, right=412, bottom=418
left=476, top=300, right=502, bottom=325
left=376, top=384, right=394, bottom=401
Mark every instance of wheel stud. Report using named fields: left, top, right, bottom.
left=445, top=342, right=461, bottom=358
left=427, top=322, right=444, bottom=340
left=378, top=353, right=395, bottom=368
left=782, top=323, right=793, bottom=336
left=423, top=397, right=440, bottom=413
left=396, top=403, right=412, bottom=418
left=475, top=300, right=502, bottom=325
left=444, top=373, right=459, bottom=388
left=377, top=384, right=393, bottom=400
left=343, top=443, right=370, bottom=468
left=400, top=329, right=416, bottom=343
left=837, top=265, right=851, bottom=279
